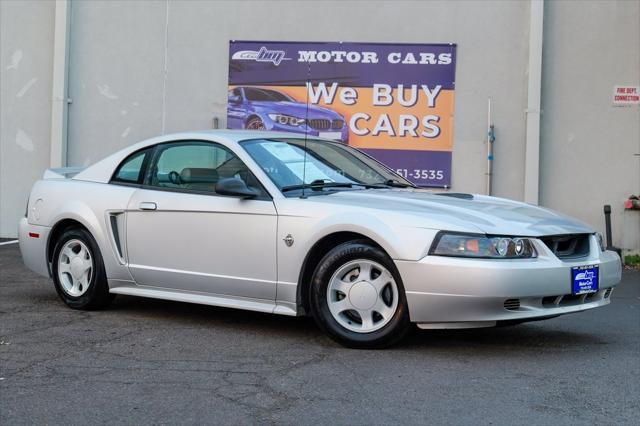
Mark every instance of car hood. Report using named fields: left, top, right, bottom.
left=315, top=189, right=595, bottom=236
left=251, top=101, right=340, bottom=119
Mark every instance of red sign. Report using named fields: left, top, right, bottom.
left=613, top=86, right=639, bottom=106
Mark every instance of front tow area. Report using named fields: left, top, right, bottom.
left=408, top=289, right=612, bottom=329
left=396, top=249, right=621, bottom=325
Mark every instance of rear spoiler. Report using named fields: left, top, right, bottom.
left=43, top=167, right=86, bottom=180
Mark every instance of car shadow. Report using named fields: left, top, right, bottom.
left=110, top=294, right=319, bottom=333
left=110, top=295, right=608, bottom=352
left=406, top=325, right=607, bottom=350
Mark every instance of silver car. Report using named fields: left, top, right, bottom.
left=19, top=130, right=622, bottom=348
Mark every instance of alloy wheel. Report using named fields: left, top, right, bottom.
left=326, top=259, right=399, bottom=333
left=57, top=239, right=93, bottom=297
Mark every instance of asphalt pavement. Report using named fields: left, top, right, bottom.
left=1, top=243, right=639, bottom=425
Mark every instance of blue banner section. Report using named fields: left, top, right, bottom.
left=228, top=40, right=457, bottom=187
left=362, top=149, right=452, bottom=187
left=229, top=41, right=456, bottom=89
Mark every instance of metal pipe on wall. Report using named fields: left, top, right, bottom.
left=486, top=98, right=495, bottom=196
left=49, top=0, right=71, bottom=168
left=524, top=0, right=544, bottom=204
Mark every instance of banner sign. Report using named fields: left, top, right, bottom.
left=227, top=41, right=457, bottom=186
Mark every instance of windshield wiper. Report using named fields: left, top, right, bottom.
left=376, top=179, right=414, bottom=188
left=281, top=179, right=389, bottom=193
left=281, top=179, right=355, bottom=193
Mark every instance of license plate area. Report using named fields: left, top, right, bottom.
left=571, top=265, right=599, bottom=295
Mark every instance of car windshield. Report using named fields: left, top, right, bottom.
left=241, top=138, right=414, bottom=196
left=243, top=88, right=294, bottom=102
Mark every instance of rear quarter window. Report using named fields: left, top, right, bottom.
left=111, top=149, right=150, bottom=184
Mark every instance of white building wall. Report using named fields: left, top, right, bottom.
left=540, top=0, right=640, bottom=253
left=0, top=1, right=55, bottom=237
left=66, top=0, right=531, bottom=205
left=66, top=0, right=168, bottom=166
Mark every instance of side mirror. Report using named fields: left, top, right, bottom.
left=228, top=95, right=241, bottom=104
left=215, top=177, right=258, bottom=199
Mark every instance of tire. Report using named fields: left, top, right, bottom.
left=51, top=227, right=114, bottom=310
left=309, top=240, right=411, bottom=349
left=246, top=116, right=266, bottom=130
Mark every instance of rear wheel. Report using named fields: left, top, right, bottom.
left=51, top=228, right=113, bottom=310
left=309, top=240, right=411, bottom=348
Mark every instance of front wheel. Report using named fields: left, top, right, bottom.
left=310, top=240, right=411, bottom=348
left=246, top=117, right=266, bottom=130
left=51, top=227, right=114, bottom=310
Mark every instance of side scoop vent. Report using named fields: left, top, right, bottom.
left=108, top=213, right=125, bottom=262
left=109, top=215, right=123, bottom=257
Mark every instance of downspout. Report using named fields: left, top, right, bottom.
left=49, top=0, right=71, bottom=167
left=524, top=0, right=544, bottom=204
left=486, top=98, right=495, bottom=195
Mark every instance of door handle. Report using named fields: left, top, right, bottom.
left=139, top=202, right=157, bottom=211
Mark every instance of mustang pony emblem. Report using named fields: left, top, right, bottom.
left=283, top=234, right=294, bottom=247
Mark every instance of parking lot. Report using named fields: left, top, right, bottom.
left=1, top=242, right=638, bottom=425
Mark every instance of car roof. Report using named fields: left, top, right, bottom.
left=161, top=129, right=304, bottom=143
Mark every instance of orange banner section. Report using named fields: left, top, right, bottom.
left=267, top=86, right=454, bottom=152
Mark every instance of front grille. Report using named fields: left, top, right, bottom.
left=308, top=119, right=331, bottom=130
left=560, top=294, right=582, bottom=304
left=540, top=234, right=590, bottom=259
left=331, top=119, right=344, bottom=129
left=585, top=292, right=599, bottom=301
left=504, top=299, right=520, bottom=310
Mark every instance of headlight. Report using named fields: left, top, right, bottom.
left=268, top=114, right=305, bottom=126
left=430, top=232, right=537, bottom=259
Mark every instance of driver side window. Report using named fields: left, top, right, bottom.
left=147, top=141, right=263, bottom=196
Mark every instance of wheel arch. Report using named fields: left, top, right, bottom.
left=44, top=199, right=133, bottom=283
left=45, top=201, right=106, bottom=269
left=47, top=218, right=93, bottom=265
left=244, top=113, right=263, bottom=128
left=296, top=231, right=389, bottom=315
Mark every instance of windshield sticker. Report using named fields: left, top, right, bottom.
left=286, top=162, right=333, bottom=183
left=261, top=142, right=306, bottom=163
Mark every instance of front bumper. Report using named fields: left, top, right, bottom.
left=396, top=236, right=622, bottom=328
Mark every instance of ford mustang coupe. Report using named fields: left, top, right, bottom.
left=19, top=130, right=622, bottom=348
